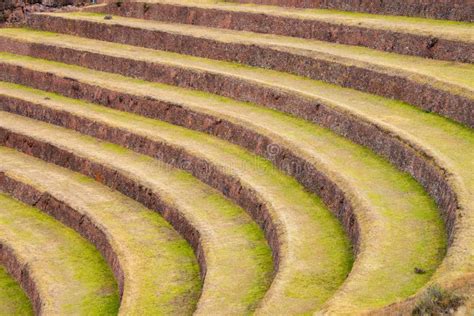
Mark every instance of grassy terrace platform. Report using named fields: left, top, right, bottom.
left=0, top=189, right=119, bottom=314
left=0, top=147, right=201, bottom=315
left=1, top=51, right=471, bottom=313
left=0, top=74, right=448, bottom=313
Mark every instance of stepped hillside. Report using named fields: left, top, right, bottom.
left=0, top=0, right=472, bottom=315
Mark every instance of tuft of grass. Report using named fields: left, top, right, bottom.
left=413, top=286, right=464, bottom=316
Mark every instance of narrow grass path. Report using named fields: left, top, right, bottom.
left=0, top=265, right=32, bottom=315
left=0, top=192, right=119, bottom=315
left=0, top=81, right=446, bottom=313
left=0, top=113, right=274, bottom=315
left=0, top=146, right=201, bottom=315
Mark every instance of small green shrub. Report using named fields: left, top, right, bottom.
left=413, top=286, right=464, bottom=315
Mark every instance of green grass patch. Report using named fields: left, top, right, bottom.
left=0, top=265, right=33, bottom=316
